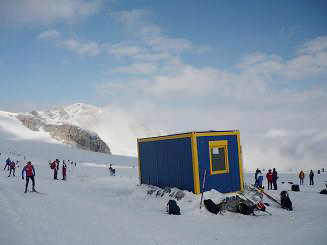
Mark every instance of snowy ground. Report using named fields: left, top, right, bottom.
left=1, top=146, right=327, bottom=245
left=0, top=112, right=327, bottom=245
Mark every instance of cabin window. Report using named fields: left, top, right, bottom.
left=209, top=140, right=229, bottom=174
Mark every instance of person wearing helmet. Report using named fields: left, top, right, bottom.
left=22, top=161, right=36, bottom=193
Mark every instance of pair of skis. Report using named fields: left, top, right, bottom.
left=252, top=185, right=281, bottom=206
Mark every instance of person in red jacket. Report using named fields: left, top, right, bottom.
left=266, top=169, right=273, bottom=190
left=22, top=161, right=36, bottom=193
left=62, top=160, right=67, bottom=181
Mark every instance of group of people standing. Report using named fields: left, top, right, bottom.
left=299, top=170, right=315, bottom=185
left=49, top=159, right=69, bottom=180
left=255, top=168, right=279, bottom=190
left=3, top=155, right=78, bottom=193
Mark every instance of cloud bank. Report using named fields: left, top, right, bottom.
left=27, top=7, right=327, bottom=170
left=0, top=0, right=101, bottom=26
left=93, top=10, right=327, bottom=171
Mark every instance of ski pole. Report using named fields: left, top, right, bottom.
left=200, top=169, right=207, bottom=209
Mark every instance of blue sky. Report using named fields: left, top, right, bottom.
left=0, top=0, right=327, bottom=168
left=0, top=0, right=326, bottom=110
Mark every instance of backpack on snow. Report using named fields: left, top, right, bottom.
left=204, top=199, right=221, bottom=215
left=291, top=184, right=300, bottom=192
left=280, top=191, right=293, bottom=211
left=320, top=189, right=327, bottom=195
left=167, top=200, right=180, bottom=215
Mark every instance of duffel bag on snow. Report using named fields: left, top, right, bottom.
left=237, top=202, right=254, bottom=215
left=320, top=189, right=327, bottom=195
left=167, top=200, right=180, bottom=215
left=291, top=184, right=300, bottom=192
left=204, top=199, right=221, bottom=215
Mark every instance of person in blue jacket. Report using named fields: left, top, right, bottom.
left=4, top=157, right=11, bottom=170
left=256, top=171, right=264, bottom=188
left=22, top=161, right=36, bottom=193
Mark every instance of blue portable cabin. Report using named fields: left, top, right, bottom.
left=137, top=130, right=244, bottom=194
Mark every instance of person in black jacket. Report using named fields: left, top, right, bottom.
left=309, top=170, right=314, bottom=185
left=272, top=168, right=278, bottom=190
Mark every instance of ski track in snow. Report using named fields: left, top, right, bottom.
left=0, top=149, right=327, bottom=244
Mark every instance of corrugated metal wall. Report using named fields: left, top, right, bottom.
left=197, top=135, right=241, bottom=193
left=138, top=137, right=194, bottom=191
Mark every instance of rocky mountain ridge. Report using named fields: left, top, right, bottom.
left=15, top=104, right=111, bottom=154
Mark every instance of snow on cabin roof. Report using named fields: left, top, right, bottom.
left=138, top=130, right=239, bottom=141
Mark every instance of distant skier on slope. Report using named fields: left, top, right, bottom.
left=8, top=161, right=16, bottom=177
left=50, top=159, right=59, bottom=179
left=4, top=157, right=11, bottom=170
left=22, top=161, right=36, bottom=193
left=108, top=164, right=115, bottom=176
left=62, top=160, right=67, bottom=181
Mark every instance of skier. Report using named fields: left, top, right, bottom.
left=299, top=170, right=305, bottom=185
left=62, top=160, right=67, bottom=181
left=4, top=157, right=11, bottom=170
left=266, top=169, right=273, bottom=190
left=272, top=168, right=278, bottom=190
left=22, top=161, right=36, bottom=193
left=256, top=170, right=263, bottom=188
left=309, top=170, right=314, bottom=185
left=109, top=164, right=115, bottom=176
left=8, top=161, right=16, bottom=177
left=255, top=168, right=260, bottom=185
left=50, top=159, right=59, bottom=179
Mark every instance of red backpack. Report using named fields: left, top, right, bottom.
left=50, top=161, right=56, bottom=169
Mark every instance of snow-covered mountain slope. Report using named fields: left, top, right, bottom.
left=0, top=111, right=59, bottom=144
left=14, top=103, right=165, bottom=156
left=35, top=103, right=104, bottom=128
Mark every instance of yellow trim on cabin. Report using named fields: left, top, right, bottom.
left=137, top=142, right=142, bottom=185
left=236, top=130, right=244, bottom=192
left=196, top=131, right=239, bottom=137
left=137, top=133, right=192, bottom=143
left=208, top=140, right=230, bottom=175
left=191, top=132, right=200, bottom=194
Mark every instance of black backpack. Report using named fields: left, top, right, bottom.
left=320, top=189, right=327, bottom=195
left=237, top=202, right=254, bottom=215
left=291, top=184, right=300, bottom=191
left=280, top=191, right=293, bottom=211
left=167, top=200, right=180, bottom=215
left=204, top=199, right=221, bottom=215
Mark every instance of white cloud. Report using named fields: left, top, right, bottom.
left=38, top=29, right=61, bottom=40
left=103, top=43, right=143, bottom=59
left=0, top=0, right=101, bottom=26
left=297, top=36, right=327, bottom=54
left=38, top=30, right=100, bottom=57
left=237, top=42, right=327, bottom=81
left=112, top=63, right=158, bottom=75
left=96, top=35, right=327, bottom=169
left=61, top=39, right=100, bottom=57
